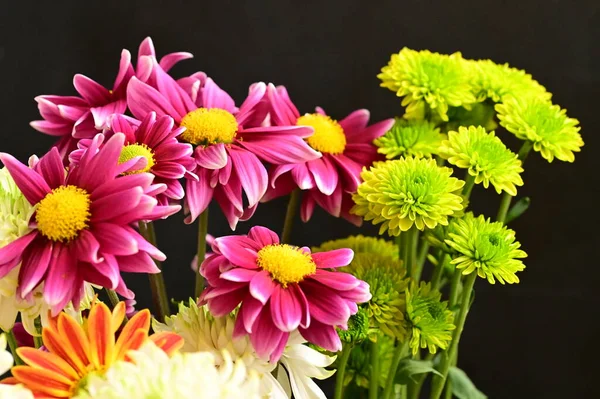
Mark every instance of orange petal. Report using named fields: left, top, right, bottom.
left=118, top=329, right=149, bottom=362
left=114, top=309, right=150, bottom=361
left=87, top=302, right=115, bottom=369
left=12, top=365, right=73, bottom=398
left=17, top=347, right=79, bottom=382
left=111, top=302, right=126, bottom=334
left=0, top=377, right=19, bottom=385
left=149, top=332, right=184, bottom=356
left=43, top=327, right=88, bottom=376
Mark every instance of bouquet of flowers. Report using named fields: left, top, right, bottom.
left=0, top=39, right=583, bottom=399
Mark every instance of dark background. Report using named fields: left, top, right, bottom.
left=1, top=1, right=598, bottom=397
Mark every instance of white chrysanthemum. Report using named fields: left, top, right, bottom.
left=154, top=299, right=336, bottom=399
left=74, top=342, right=259, bottom=399
left=0, top=168, right=95, bottom=335
left=0, top=334, right=34, bottom=399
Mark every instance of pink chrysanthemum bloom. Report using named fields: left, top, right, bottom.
left=0, top=134, right=179, bottom=313
left=261, top=84, right=395, bottom=225
left=199, top=226, right=371, bottom=361
left=30, top=50, right=135, bottom=158
left=70, top=112, right=196, bottom=205
left=126, top=39, right=320, bottom=229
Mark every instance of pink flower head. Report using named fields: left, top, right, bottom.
left=70, top=112, right=196, bottom=205
left=199, top=226, right=371, bottom=361
left=262, top=84, right=395, bottom=225
left=30, top=50, right=135, bottom=159
left=126, top=39, right=320, bottom=229
left=0, top=134, right=179, bottom=314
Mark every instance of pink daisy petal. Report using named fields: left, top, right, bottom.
left=237, top=135, right=320, bottom=165
left=29, top=120, right=72, bottom=136
left=214, top=236, right=260, bottom=268
left=220, top=268, right=259, bottom=282
left=235, top=82, right=266, bottom=126
left=270, top=284, right=308, bottom=332
left=35, top=147, right=66, bottom=189
left=73, top=74, right=111, bottom=105
left=127, top=77, right=183, bottom=121
left=228, top=147, right=268, bottom=208
left=201, top=78, right=236, bottom=113
left=339, top=109, right=370, bottom=133
left=311, top=248, right=354, bottom=269
left=309, top=269, right=361, bottom=291
left=159, top=52, right=194, bottom=73
left=300, top=280, right=351, bottom=326
left=291, top=163, right=316, bottom=190
left=184, top=171, right=214, bottom=224
left=249, top=270, right=277, bottom=304
left=207, top=286, right=247, bottom=316
left=350, top=118, right=396, bottom=143
left=43, top=243, right=77, bottom=307
left=299, top=320, right=342, bottom=353
left=266, top=83, right=300, bottom=126
left=72, top=230, right=103, bottom=264
left=300, top=193, right=316, bottom=223
left=249, top=305, right=285, bottom=361
left=0, top=153, right=51, bottom=204
left=194, top=144, right=229, bottom=170
left=307, top=156, right=339, bottom=196
left=90, top=100, right=126, bottom=130
left=0, top=232, right=37, bottom=270
left=92, top=223, right=139, bottom=257
left=247, top=226, right=279, bottom=247
left=17, top=237, right=53, bottom=297
left=116, top=252, right=160, bottom=274
left=240, top=296, right=265, bottom=333
left=312, top=183, right=343, bottom=217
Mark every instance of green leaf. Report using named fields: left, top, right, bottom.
left=449, top=367, right=487, bottom=399
left=505, top=197, right=531, bottom=224
left=395, top=358, right=443, bottom=385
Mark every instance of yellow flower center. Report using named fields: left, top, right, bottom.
left=35, top=185, right=91, bottom=242
left=180, top=108, right=238, bottom=145
left=297, top=113, right=347, bottom=154
left=256, top=244, right=317, bottom=286
left=118, top=143, right=155, bottom=174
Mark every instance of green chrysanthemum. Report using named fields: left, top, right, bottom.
left=443, top=102, right=498, bottom=133
left=343, top=334, right=394, bottom=389
left=378, top=48, right=476, bottom=121
left=445, top=213, right=527, bottom=284
left=405, top=282, right=455, bottom=356
left=351, top=157, right=465, bottom=235
left=374, top=119, right=445, bottom=159
left=338, top=307, right=371, bottom=344
left=496, top=98, right=583, bottom=162
left=470, top=59, right=551, bottom=103
left=345, top=253, right=409, bottom=339
left=312, top=235, right=398, bottom=260
left=439, top=126, right=524, bottom=195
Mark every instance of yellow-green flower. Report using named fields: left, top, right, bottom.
left=496, top=98, right=583, bottom=162
left=470, top=59, right=551, bottom=103
left=312, top=235, right=398, bottom=260
left=443, top=102, right=498, bottom=133
left=439, top=126, right=524, bottom=195
left=378, top=48, right=476, bottom=121
left=374, top=119, right=445, bottom=159
left=345, top=253, right=409, bottom=339
left=338, top=307, right=371, bottom=344
left=351, top=157, right=465, bottom=235
left=445, top=213, right=527, bottom=284
left=405, top=282, right=455, bottom=356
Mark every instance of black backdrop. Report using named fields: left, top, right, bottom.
left=1, top=1, right=598, bottom=398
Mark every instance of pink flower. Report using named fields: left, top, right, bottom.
left=70, top=112, right=196, bottom=205
left=262, top=84, right=395, bottom=225
left=0, top=134, right=179, bottom=313
left=126, top=38, right=320, bottom=229
left=199, top=226, right=371, bottom=361
left=30, top=50, right=135, bottom=159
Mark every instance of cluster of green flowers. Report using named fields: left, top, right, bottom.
left=317, top=47, right=583, bottom=399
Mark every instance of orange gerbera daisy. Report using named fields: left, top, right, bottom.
left=8, top=301, right=183, bottom=398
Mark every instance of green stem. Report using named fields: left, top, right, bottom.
left=140, top=222, right=170, bottom=321
left=431, top=253, right=448, bottom=291
left=281, top=189, right=301, bottom=244
left=382, top=339, right=409, bottom=399
left=6, top=329, right=23, bottom=365
left=415, top=239, right=431, bottom=281
left=194, top=210, right=209, bottom=298
left=496, top=141, right=533, bottom=223
left=409, top=352, right=436, bottom=399
left=402, top=227, right=417, bottom=278
left=430, top=273, right=477, bottom=399
left=462, top=173, right=476, bottom=200
left=369, top=340, right=380, bottom=399
left=443, top=351, right=459, bottom=399
left=448, top=269, right=462, bottom=307
left=334, top=344, right=353, bottom=399
left=33, top=317, right=43, bottom=349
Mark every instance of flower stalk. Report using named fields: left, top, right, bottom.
left=6, top=329, right=23, bottom=365
left=195, top=209, right=209, bottom=297
left=334, top=344, right=354, bottom=399
left=140, top=221, right=170, bottom=321
left=282, top=188, right=301, bottom=244
left=496, top=141, right=533, bottom=223
left=369, top=340, right=380, bottom=399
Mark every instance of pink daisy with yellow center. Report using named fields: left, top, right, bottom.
left=126, top=38, right=320, bottom=229
left=0, top=134, right=179, bottom=312
left=262, top=84, right=395, bottom=225
left=70, top=112, right=196, bottom=206
left=199, top=226, right=371, bottom=361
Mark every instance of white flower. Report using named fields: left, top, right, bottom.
left=0, top=334, right=34, bottom=399
left=74, top=342, right=259, bottom=399
left=153, top=299, right=336, bottom=399
left=0, top=168, right=95, bottom=334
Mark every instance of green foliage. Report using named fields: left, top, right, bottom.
left=449, top=367, right=487, bottom=399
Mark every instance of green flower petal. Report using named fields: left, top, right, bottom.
left=375, top=119, right=445, bottom=159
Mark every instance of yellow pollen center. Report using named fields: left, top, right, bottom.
left=35, top=185, right=91, bottom=242
left=256, top=244, right=317, bottom=286
left=180, top=108, right=238, bottom=145
left=118, top=143, right=155, bottom=174
left=297, top=113, right=347, bottom=154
